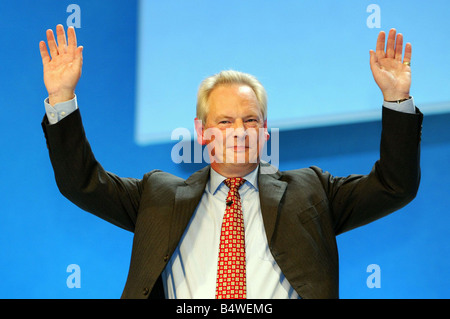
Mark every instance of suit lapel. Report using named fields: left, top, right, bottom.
left=168, top=165, right=210, bottom=254
left=168, top=163, right=287, bottom=253
left=258, top=163, right=287, bottom=244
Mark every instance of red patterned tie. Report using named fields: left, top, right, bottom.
left=215, top=177, right=247, bottom=299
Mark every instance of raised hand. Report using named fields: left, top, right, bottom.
left=369, top=28, right=412, bottom=102
left=39, top=24, right=83, bottom=106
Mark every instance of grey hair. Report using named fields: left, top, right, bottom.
left=196, top=70, right=267, bottom=124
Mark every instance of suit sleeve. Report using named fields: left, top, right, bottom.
left=313, top=106, right=423, bottom=235
left=42, top=108, right=142, bottom=232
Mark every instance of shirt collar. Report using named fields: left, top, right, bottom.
left=209, top=166, right=259, bottom=195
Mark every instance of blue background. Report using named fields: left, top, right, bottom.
left=0, top=0, right=448, bottom=298
left=135, top=0, right=450, bottom=144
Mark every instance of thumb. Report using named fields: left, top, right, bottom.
left=369, top=50, right=379, bottom=70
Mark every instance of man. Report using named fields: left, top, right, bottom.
left=39, top=25, right=422, bottom=299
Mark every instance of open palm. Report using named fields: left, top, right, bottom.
left=39, top=25, right=83, bottom=105
left=370, top=29, right=412, bottom=101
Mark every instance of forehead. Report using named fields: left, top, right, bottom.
left=207, top=84, right=261, bottom=116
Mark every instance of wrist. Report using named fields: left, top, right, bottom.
left=384, top=96, right=412, bottom=104
left=383, top=91, right=410, bottom=102
left=48, top=90, right=75, bottom=106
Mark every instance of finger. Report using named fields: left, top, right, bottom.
left=39, top=41, right=51, bottom=65
left=395, top=33, right=403, bottom=61
left=375, top=31, right=386, bottom=60
left=67, top=26, right=77, bottom=52
left=403, top=42, right=412, bottom=64
left=56, top=24, right=67, bottom=54
left=386, top=28, right=396, bottom=59
left=75, top=46, right=84, bottom=68
left=46, top=29, right=58, bottom=58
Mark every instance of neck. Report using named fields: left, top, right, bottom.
left=211, top=162, right=259, bottom=178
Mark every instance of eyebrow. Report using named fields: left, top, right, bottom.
left=215, top=115, right=234, bottom=119
left=215, top=113, right=261, bottom=120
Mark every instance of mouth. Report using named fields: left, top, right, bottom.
left=228, top=146, right=249, bottom=152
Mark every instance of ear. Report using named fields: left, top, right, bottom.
left=264, top=119, right=270, bottom=141
left=194, top=118, right=207, bottom=145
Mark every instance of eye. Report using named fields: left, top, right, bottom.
left=244, top=118, right=259, bottom=126
left=219, top=120, right=231, bottom=124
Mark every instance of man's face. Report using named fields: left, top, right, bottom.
left=196, top=84, right=268, bottom=176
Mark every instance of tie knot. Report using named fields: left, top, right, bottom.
left=224, top=177, right=246, bottom=190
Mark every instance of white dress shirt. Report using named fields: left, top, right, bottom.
left=162, top=167, right=300, bottom=298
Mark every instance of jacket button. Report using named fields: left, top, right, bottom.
left=163, top=255, right=169, bottom=262
left=142, top=287, right=149, bottom=296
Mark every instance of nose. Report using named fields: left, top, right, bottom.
left=232, top=119, right=246, bottom=138
left=232, top=118, right=244, bottom=129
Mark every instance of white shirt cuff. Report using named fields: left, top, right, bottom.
left=382, top=96, right=416, bottom=114
left=44, top=95, right=78, bottom=125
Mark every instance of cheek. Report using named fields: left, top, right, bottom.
left=203, top=127, right=226, bottom=156
left=246, top=128, right=265, bottom=148
left=203, top=126, right=223, bottom=143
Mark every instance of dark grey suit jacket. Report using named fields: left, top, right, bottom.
left=42, top=106, right=423, bottom=299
